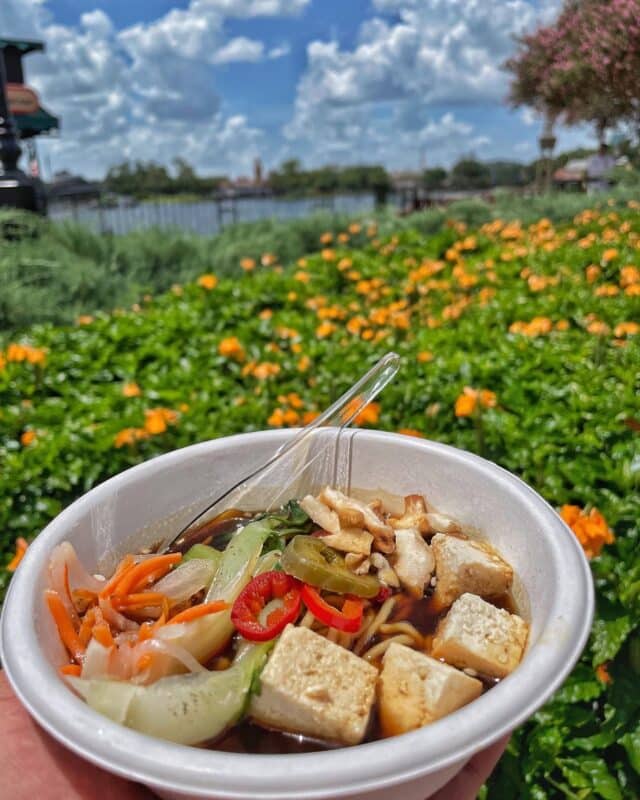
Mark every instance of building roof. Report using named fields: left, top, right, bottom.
left=0, top=39, right=44, bottom=56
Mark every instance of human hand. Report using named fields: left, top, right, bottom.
left=430, top=734, right=510, bottom=800
left=1, top=670, right=154, bottom=800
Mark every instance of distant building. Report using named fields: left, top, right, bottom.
left=47, top=171, right=102, bottom=205
left=553, top=158, right=589, bottom=191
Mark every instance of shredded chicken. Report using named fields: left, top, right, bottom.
left=390, top=495, right=432, bottom=535
left=345, top=553, right=372, bottom=575
left=371, top=553, right=400, bottom=588
left=319, top=487, right=395, bottom=554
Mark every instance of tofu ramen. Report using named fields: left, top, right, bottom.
left=46, top=488, right=528, bottom=751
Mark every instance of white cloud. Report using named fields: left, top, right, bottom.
left=520, top=107, right=538, bottom=127
left=198, top=0, right=309, bottom=16
left=268, top=43, right=291, bottom=59
left=285, top=0, right=561, bottom=166
left=0, top=0, right=279, bottom=177
left=212, top=36, right=265, bottom=63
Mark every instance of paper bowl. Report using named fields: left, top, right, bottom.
left=1, top=430, right=593, bottom=799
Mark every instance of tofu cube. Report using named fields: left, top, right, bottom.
left=249, top=625, right=378, bottom=745
left=378, top=642, right=482, bottom=737
left=432, top=533, right=513, bottom=607
left=392, top=528, right=434, bottom=598
left=431, top=593, right=528, bottom=679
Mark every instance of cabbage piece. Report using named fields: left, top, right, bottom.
left=67, top=643, right=271, bottom=745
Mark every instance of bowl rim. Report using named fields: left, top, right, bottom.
left=1, top=430, right=594, bottom=799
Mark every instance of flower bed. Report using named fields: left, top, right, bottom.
left=1, top=205, right=639, bottom=797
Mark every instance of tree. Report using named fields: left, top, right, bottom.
left=450, top=159, right=491, bottom=190
left=505, top=0, right=640, bottom=145
left=422, top=167, right=447, bottom=190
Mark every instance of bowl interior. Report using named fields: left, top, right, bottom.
left=1, top=430, right=593, bottom=799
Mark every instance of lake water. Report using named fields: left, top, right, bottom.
left=49, top=193, right=383, bottom=236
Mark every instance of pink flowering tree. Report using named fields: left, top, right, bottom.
left=506, top=0, right=640, bottom=144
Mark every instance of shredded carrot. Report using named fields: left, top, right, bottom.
left=73, top=589, right=98, bottom=609
left=45, top=589, right=85, bottom=663
left=112, top=592, right=167, bottom=609
left=59, top=663, right=82, bottom=677
left=136, top=653, right=153, bottom=673
left=138, top=621, right=154, bottom=642
left=168, top=601, right=229, bottom=625
left=7, top=537, right=28, bottom=572
left=92, top=620, right=115, bottom=648
left=99, top=554, right=136, bottom=598
left=115, top=554, right=182, bottom=596
left=78, top=607, right=97, bottom=647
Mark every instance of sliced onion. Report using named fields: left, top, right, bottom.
left=151, top=559, right=217, bottom=604
left=99, top=597, right=139, bottom=632
left=50, top=541, right=104, bottom=594
left=81, top=638, right=113, bottom=680
left=148, top=633, right=207, bottom=674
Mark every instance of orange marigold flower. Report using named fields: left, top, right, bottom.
left=259, top=308, right=273, bottom=320
left=20, top=429, right=37, bottom=447
left=113, top=427, right=148, bottom=448
left=586, top=320, right=610, bottom=336
left=76, top=315, right=94, bottom=325
left=479, top=389, right=497, bottom=408
left=316, top=321, right=336, bottom=338
left=337, top=232, right=350, bottom=244
left=144, top=407, right=178, bottom=435
left=620, top=265, right=640, bottom=287
left=179, top=403, right=189, bottom=413
left=321, top=248, right=336, bottom=261
left=601, top=248, right=618, bottom=263
left=555, top=320, right=570, bottom=331
left=560, top=504, right=614, bottom=559
left=338, top=257, right=353, bottom=270
left=294, top=270, right=310, bottom=283
left=297, top=355, right=311, bottom=372
left=585, top=265, right=601, bottom=283
left=614, top=322, right=639, bottom=337
left=595, top=284, right=619, bottom=297
left=595, top=663, right=612, bottom=685
left=302, top=410, right=321, bottom=425
left=218, top=336, right=246, bottom=361
left=252, top=362, right=281, bottom=380
left=398, top=428, right=425, bottom=438
left=240, top=257, right=256, bottom=272
left=171, top=284, right=183, bottom=296
left=287, top=291, right=298, bottom=302
left=625, top=284, right=640, bottom=296
left=297, top=257, right=308, bottom=267
left=7, top=537, right=29, bottom=572
left=122, top=382, right=142, bottom=398
left=455, top=390, right=476, bottom=418
left=348, top=222, right=361, bottom=235
left=417, top=351, right=433, bottom=363
left=355, top=402, right=380, bottom=426
left=291, top=342, right=302, bottom=353
left=197, top=274, right=218, bottom=290
left=261, top=253, right=277, bottom=266
left=319, top=231, right=333, bottom=244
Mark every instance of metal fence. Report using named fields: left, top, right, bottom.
left=48, top=193, right=381, bottom=236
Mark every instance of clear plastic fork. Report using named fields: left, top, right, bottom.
left=163, top=351, right=401, bottom=553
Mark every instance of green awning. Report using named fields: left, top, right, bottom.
left=0, top=39, right=44, bottom=56
left=15, top=106, right=59, bottom=139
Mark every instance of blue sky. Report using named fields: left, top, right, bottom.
left=2, top=0, right=593, bottom=179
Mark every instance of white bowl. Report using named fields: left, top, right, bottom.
left=1, top=430, right=593, bottom=800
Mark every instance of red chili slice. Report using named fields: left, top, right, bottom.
left=231, top=571, right=302, bottom=642
left=301, top=584, right=364, bottom=633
